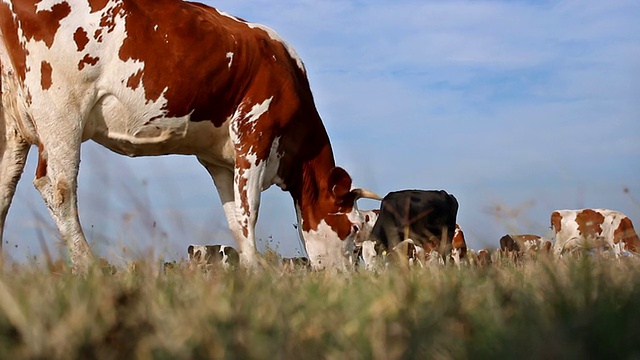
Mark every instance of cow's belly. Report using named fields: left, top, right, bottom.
left=86, top=95, right=235, bottom=164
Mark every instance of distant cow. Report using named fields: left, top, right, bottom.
left=352, top=209, right=380, bottom=268
left=391, top=238, right=426, bottom=267
left=361, top=223, right=465, bottom=269
left=354, top=209, right=380, bottom=246
left=356, top=238, right=427, bottom=270
left=500, top=234, right=552, bottom=254
left=282, top=257, right=311, bottom=270
left=451, top=224, right=468, bottom=264
left=188, top=245, right=240, bottom=269
left=551, top=209, right=640, bottom=257
left=476, top=249, right=493, bottom=267
left=355, top=240, right=380, bottom=271
left=370, top=190, right=459, bottom=259
left=0, top=0, right=380, bottom=272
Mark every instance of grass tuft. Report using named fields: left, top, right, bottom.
left=0, top=256, right=639, bottom=358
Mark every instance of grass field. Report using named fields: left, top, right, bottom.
left=0, top=254, right=639, bottom=359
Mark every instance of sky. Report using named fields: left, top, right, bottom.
left=3, top=0, right=639, bottom=264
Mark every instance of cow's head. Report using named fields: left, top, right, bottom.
left=354, top=209, right=379, bottom=246
left=356, top=239, right=387, bottom=270
left=550, top=211, right=565, bottom=256
left=298, top=167, right=380, bottom=270
left=614, top=216, right=640, bottom=253
left=187, top=245, right=208, bottom=264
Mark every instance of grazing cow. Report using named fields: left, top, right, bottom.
left=551, top=209, right=640, bottom=257
left=500, top=234, right=552, bottom=254
left=370, top=190, right=459, bottom=259
left=0, top=0, right=380, bottom=271
left=188, top=244, right=240, bottom=269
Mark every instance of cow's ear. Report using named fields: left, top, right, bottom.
left=550, top=211, right=562, bottom=231
left=188, top=245, right=194, bottom=256
left=328, top=167, right=352, bottom=200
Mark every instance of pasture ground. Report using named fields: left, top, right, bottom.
left=0, top=253, right=639, bottom=359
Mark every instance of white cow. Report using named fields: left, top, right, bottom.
left=354, top=209, right=379, bottom=247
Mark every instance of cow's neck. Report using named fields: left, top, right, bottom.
left=288, top=145, right=336, bottom=234
left=289, top=147, right=354, bottom=269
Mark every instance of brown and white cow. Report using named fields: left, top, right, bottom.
left=499, top=234, right=552, bottom=257
left=551, top=209, right=639, bottom=257
left=0, top=0, right=379, bottom=272
left=450, top=224, right=468, bottom=265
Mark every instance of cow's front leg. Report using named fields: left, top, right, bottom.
left=199, top=160, right=258, bottom=267
left=232, top=157, right=265, bottom=267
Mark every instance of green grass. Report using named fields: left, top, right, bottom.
left=0, top=256, right=639, bottom=359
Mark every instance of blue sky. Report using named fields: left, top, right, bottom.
left=4, top=0, right=639, bottom=264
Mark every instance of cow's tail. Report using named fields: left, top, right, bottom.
left=0, top=50, right=5, bottom=150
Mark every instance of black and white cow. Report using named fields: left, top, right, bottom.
left=369, top=190, right=459, bottom=262
left=188, top=245, right=240, bottom=269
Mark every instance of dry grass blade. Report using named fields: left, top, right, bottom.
left=0, top=277, right=40, bottom=353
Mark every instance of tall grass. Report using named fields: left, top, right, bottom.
left=0, top=256, right=639, bottom=359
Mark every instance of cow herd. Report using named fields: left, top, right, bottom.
left=188, top=189, right=640, bottom=271
left=1, top=1, right=637, bottom=273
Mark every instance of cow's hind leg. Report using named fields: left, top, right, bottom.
left=33, top=133, right=92, bottom=273
left=0, top=126, right=29, bottom=252
left=198, top=160, right=258, bottom=267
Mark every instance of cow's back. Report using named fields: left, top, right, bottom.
left=0, top=0, right=314, bottom=154
left=552, top=208, right=640, bottom=255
